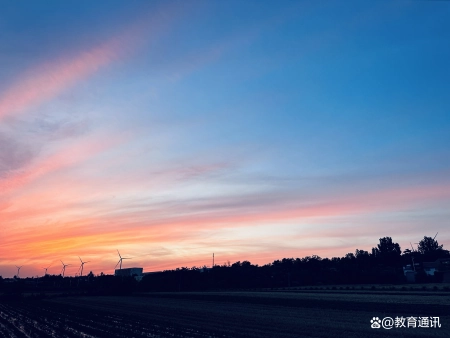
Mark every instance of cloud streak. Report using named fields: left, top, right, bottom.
left=0, top=2, right=182, bottom=121
left=0, top=42, right=118, bottom=120
left=0, top=131, right=128, bottom=193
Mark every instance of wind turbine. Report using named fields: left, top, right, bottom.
left=15, top=265, right=22, bottom=278
left=78, top=256, right=90, bottom=277
left=115, top=250, right=131, bottom=270
left=60, top=260, right=71, bottom=277
left=42, top=264, right=52, bottom=276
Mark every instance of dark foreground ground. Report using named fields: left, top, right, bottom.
left=0, top=290, right=449, bottom=337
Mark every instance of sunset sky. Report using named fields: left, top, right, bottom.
left=1, top=1, right=449, bottom=278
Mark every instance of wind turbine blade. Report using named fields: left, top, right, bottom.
left=433, top=232, right=438, bottom=240
left=79, top=256, right=83, bottom=263
left=117, top=249, right=121, bottom=258
left=115, top=261, right=120, bottom=269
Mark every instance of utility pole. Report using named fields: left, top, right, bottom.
left=212, top=253, right=215, bottom=289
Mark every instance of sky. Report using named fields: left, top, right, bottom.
left=1, top=0, right=449, bottom=278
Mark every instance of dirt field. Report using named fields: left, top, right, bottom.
left=0, top=290, right=449, bottom=337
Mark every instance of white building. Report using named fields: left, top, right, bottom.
left=114, top=267, right=143, bottom=280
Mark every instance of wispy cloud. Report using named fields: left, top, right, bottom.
left=0, top=43, right=117, bottom=120
left=0, top=131, right=128, bottom=193
left=0, top=132, right=35, bottom=177
left=0, top=2, right=182, bottom=121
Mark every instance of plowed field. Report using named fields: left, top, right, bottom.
left=1, top=291, right=449, bottom=337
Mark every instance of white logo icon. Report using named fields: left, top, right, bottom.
left=371, top=317, right=381, bottom=329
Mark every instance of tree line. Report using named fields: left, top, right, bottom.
left=139, top=235, right=448, bottom=291
left=0, top=235, right=448, bottom=297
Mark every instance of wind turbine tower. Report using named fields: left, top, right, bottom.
left=15, top=265, right=22, bottom=278
left=78, top=256, right=90, bottom=277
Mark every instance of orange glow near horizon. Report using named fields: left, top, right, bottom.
left=2, top=174, right=450, bottom=277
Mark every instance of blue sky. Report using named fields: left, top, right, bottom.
left=1, top=1, right=449, bottom=277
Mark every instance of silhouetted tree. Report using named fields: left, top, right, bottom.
left=355, top=249, right=369, bottom=259
left=418, top=236, right=443, bottom=254
left=374, top=237, right=401, bottom=256
left=345, top=253, right=355, bottom=260
left=372, top=237, right=402, bottom=268
left=403, top=248, right=412, bottom=255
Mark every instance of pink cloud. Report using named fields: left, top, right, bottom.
left=0, top=41, right=118, bottom=120
left=0, top=2, right=182, bottom=121
left=0, top=132, right=127, bottom=194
